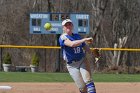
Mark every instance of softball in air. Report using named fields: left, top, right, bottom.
left=44, top=22, right=52, bottom=30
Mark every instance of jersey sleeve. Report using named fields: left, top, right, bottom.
left=59, top=34, right=68, bottom=47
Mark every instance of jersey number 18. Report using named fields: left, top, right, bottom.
left=74, top=47, right=81, bottom=54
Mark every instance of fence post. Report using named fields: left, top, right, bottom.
left=55, top=34, right=61, bottom=72
left=0, top=48, right=2, bottom=71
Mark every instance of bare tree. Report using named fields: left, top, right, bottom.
left=0, top=0, right=140, bottom=72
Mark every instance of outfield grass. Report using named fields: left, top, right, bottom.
left=0, top=72, right=140, bottom=82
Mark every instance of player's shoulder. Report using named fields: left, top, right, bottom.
left=60, top=33, right=68, bottom=40
left=60, top=33, right=67, bottom=38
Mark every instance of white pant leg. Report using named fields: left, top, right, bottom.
left=67, top=63, right=86, bottom=89
left=80, top=61, right=93, bottom=83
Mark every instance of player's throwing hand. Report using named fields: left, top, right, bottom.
left=85, top=37, right=93, bottom=44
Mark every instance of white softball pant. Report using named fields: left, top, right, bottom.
left=67, top=58, right=93, bottom=92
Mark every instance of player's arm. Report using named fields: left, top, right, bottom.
left=64, top=38, right=85, bottom=47
left=64, top=37, right=93, bottom=47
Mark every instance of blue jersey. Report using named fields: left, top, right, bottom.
left=59, top=33, right=86, bottom=64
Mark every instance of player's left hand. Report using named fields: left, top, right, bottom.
left=92, top=48, right=101, bottom=63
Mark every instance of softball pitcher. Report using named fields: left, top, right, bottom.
left=59, top=19, right=99, bottom=93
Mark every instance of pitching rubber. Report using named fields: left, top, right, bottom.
left=0, top=86, right=12, bottom=90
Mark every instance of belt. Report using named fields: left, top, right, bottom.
left=67, top=59, right=82, bottom=64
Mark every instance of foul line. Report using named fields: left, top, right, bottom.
left=0, top=45, right=140, bottom=51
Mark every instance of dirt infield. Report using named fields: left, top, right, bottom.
left=0, top=82, right=140, bottom=93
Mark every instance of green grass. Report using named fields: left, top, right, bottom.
left=0, top=72, right=73, bottom=82
left=93, top=73, right=140, bottom=82
left=0, top=72, right=140, bottom=82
